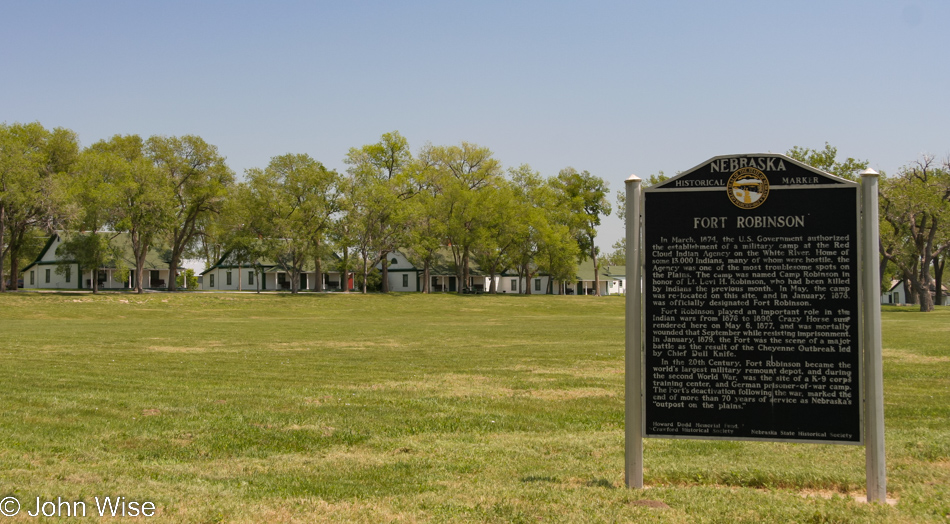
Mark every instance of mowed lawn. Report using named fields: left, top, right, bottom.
left=0, top=292, right=947, bottom=523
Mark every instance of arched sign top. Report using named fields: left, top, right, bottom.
left=647, top=153, right=857, bottom=192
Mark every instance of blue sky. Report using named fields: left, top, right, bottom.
left=3, top=1, right=948, bottom=249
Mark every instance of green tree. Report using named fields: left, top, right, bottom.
left=0, top=123, right=78, bottom=291
left=534, top=176, right=582, bottom=294
left=241, top=154, right=339, bottom=293
left=217, top=183, right=268, bottom=292
left=148, top=135, right=234, bottom=291
left=607, top=171, right=667, bottom=266
left=331, top=177, right=355, bottom=293
left=402, top=150, right=448, bottom=293
left=429, top=142, right=504, bottom=291
left=507, top=165, right=573, bottom=295
left=176, top=268, right=198, bottom=289
left=554, top=167, right=611, bottom=296
left=344, top=131, right=414, bottom=293
left=60, top=148, right=129, bottom=293
left=786, top=143, right=867, bottom=181
left=89, top=135, right=172, bottom=293
left=472, top=177, right=518, bottom=293
left=879, top=155, right=950, bottom=312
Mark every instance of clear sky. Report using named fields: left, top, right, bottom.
left=3, top=1, right=949, bottom=251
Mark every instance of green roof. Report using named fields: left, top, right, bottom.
left=574, top=259, right=625, bottom=282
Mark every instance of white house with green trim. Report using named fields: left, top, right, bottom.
left=379, top=250, right=626, bottom=295
left=881, top=280, right=949, bottom=306
left=22, top=232, right=175, bottom=290
left=379, top=250, right=514, bottom=293
left=200, top=251, right=353, bottom=291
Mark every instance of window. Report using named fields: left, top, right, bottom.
left=248, top=271, right=254, bottom=285
left=45, top=269, right=51, bottom=283
left=391, top=257, right=398, bottom=266
left=402, top=274, right=409, bottom=288
left=226, top=271, right=232, bottom=286
left=209, top=274, right=215, bottom=287
left=534, top=279, right=541, bottom=291
left=30, top=271, right=35, bottom=285
left=510, top=279, right=518, bottom=291
left=65, top=266, right=71, bottom=283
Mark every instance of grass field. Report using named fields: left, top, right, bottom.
left=0, top=292, right=947, bottom=523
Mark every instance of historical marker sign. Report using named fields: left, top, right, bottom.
left=643, top=154, right=861, bottom=444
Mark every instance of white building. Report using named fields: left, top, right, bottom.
left=22, top=232, right=175, bottom=290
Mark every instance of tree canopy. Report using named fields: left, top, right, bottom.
left=7, top=121, right=946, bottom=308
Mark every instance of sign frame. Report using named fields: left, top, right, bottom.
left=625, top=153, right=886, bottom=500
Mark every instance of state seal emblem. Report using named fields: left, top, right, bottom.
left=727, top=167, right=769, bottom=209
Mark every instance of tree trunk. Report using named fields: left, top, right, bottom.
left=917, top=253, right=935, bottom=312
left=341, top=250, right=350, bottom=294
left=546, top=255, right=555, bottom=295
left=381, top=250, right=390, bottom=293
left=591, top=242, right=601, bottom=296
left=8, top=245, right=19, bottom=291
left=135, top=249, right=147, bottom=294
left=362, top=254, right=368, bottom=294
left=934, top=256, right=945, bottom=306
left=0, top=205, right=6, bottom=292
left=879, top=253, right=889, bottom=292
left=909, top=260, right=920, bottom=304
left=904, top=274, right=916, bottom=305
left=422, top=262, right=430, bottom=293
left=916, top=279, right=934, bottom=312
left=131, top=228, right=145, bottom=293
left=168, top=254, right=179, bottom=291
left=314, top=254, right=323, bottom=292
left=461, top=249, right=470, bottom=294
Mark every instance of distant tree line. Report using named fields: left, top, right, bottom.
left=3, top=124, right=946, bottom=308
left=0, top=125, right=613, bottom=295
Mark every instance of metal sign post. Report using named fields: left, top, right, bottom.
left=860, top=168, right=887, bottom=502
left=625, top=174, right=643, bottom=488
